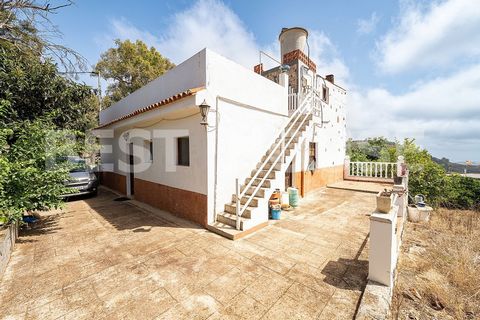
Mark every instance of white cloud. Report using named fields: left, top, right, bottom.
left=157, top=0, right=259, bottom=67
left=100, top=0, right=349, bottom=86
left=308, top=31, right=350, bottom=82
left=377, top=0, right=480, bottom=73
left=348, top=64, right=480, bottom=160
left=357, top=12, right=379, bottom=35
left=102, top=0, right=258, bottom=67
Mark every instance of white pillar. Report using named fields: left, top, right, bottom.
left=344, top=155, right=350, bottom=179
left=279, top=72, right=289, bottom=88
left=397, top=156, right=405, bottom=177
left=369, top=206, right=398, bottom=287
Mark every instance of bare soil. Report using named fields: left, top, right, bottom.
left=390, top=208, right=480, bottom=320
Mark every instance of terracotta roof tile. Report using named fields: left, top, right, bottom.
left=95, top=86, right=204, bottom=129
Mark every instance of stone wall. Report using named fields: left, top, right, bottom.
left=262, top=62, right=299, bottom=92
left=0, top=222, right=18, bottom=279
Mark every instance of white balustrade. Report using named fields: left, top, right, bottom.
left=344, top=156, right=405, bottom=182
left=288, top=87, right=298, bottom=115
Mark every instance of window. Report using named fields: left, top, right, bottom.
left=308, top=142, right=317, bottom=172
left=144, top=140, right=153, bottom=162
left=177, top=137, right=190, bottom=166
left=149, top=140, right=153, bottom=162
left=322, top=85, right=329, bottom=104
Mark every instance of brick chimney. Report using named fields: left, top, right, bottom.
left=254, top=63, right=263, bottom=74
left=326, top=74, right=335, bottom=84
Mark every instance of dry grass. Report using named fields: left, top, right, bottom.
left=390, top=208, right=480, bottom=320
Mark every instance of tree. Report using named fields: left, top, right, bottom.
left=0, top=118, right=77, bottom=223
left=0, top=43, right=98, bottom=133
left=95, top=39, right=175, bottom=107
left=0, top=0, right=85, bottom=70
left=347, top=137, right=480, bottom=209
left=0, top=3, right=99, bottom=224
left=399, top=138, right=447, bottom=207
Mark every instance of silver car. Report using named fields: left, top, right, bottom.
left=63, top=157, right=99, bottom=197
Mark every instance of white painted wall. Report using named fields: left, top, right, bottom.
left=102, top=103, right=207, bottom=196
left=312, top=78, right=347, bottom=169
left=205, top=49, right=288, bottom=116
left=98, top=47, right=348, bottom=225
left=212, top=99, right=288, bottom=214
left=203, top=50, right=289, bottom=215
left=99, top=50, right=207, bottom=125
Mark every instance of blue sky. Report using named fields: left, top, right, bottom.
left=51, top=0, right=480, bottom=163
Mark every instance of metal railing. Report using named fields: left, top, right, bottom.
left=288, top=87, right=298, bottom=115
left=234, top=88, right=317, bottom=230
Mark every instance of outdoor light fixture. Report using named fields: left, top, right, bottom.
left=199, top=100, right=211, bottom=127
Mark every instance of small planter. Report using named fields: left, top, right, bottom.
left=407, top=205, right=432, bottom=222
left=376, top=189, right=393, bottom=213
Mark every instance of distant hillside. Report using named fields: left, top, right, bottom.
left=433, top=157, right=480, bottom=174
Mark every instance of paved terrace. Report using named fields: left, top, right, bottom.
left=0, top=185, right=380, bottom=319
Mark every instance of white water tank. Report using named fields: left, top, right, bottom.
left=279, top=27, right=308, bottom=60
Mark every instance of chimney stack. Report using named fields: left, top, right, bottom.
left=326, top=74, right=335, bottom=84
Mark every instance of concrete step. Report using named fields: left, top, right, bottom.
left=224, top=203, right=254, bottom=218
left=216, top=212, right=247, bottom=229
left=244, top=178, right=271, bottom=188
left=262, top=148, right=292, bottom=163
left=257, top=170, right=277, bottom=179
left=242, top=186, right=267, bottom=198
left=207, top=221, right=268, bottom=240
left=274, top=136, right=300, bottom=145
left=232, top=194, right=264, bottom=207
left=256, top=161, right=282, bottom=172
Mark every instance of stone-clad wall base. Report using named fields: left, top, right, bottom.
left=0, top=222, right=18, bottom=279
left=100, top=171, right=126, bottom=195
left=293, top=165, right=344, bottom=196
left=134, top=178, right=208, bottom=227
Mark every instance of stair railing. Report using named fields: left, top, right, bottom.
left=234, top=88, right=317, bottom=229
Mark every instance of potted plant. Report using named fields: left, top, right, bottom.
left=376, top=189, right=393, bottom=213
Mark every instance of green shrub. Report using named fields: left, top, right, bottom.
left=347, top=138, right=480, bottom=210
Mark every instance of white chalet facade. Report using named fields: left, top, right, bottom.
left=96, top=27, right=347, bottom=239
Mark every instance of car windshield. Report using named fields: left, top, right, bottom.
left=69, top=159, right=88, bottom=173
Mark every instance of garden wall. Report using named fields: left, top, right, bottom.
left=0, top=222, right=18, bottom=279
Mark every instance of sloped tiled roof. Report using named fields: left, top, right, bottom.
left=95, top=86, right=204, bottom=129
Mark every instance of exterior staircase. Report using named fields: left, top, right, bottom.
left=208, top=91, right=316, bottom=240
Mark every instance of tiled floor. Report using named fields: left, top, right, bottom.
left=0, top=185, right=379, bottom=319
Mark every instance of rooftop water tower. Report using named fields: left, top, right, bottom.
left=279, top=27, right=308, bottom=62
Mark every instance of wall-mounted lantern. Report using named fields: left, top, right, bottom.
left=199, top=100, right=211, bottom=127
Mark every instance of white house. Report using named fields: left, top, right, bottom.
left=96, top=27, right=347, bottom=239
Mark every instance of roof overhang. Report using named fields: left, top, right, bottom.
left=94, top=87, right=205, bottom=130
